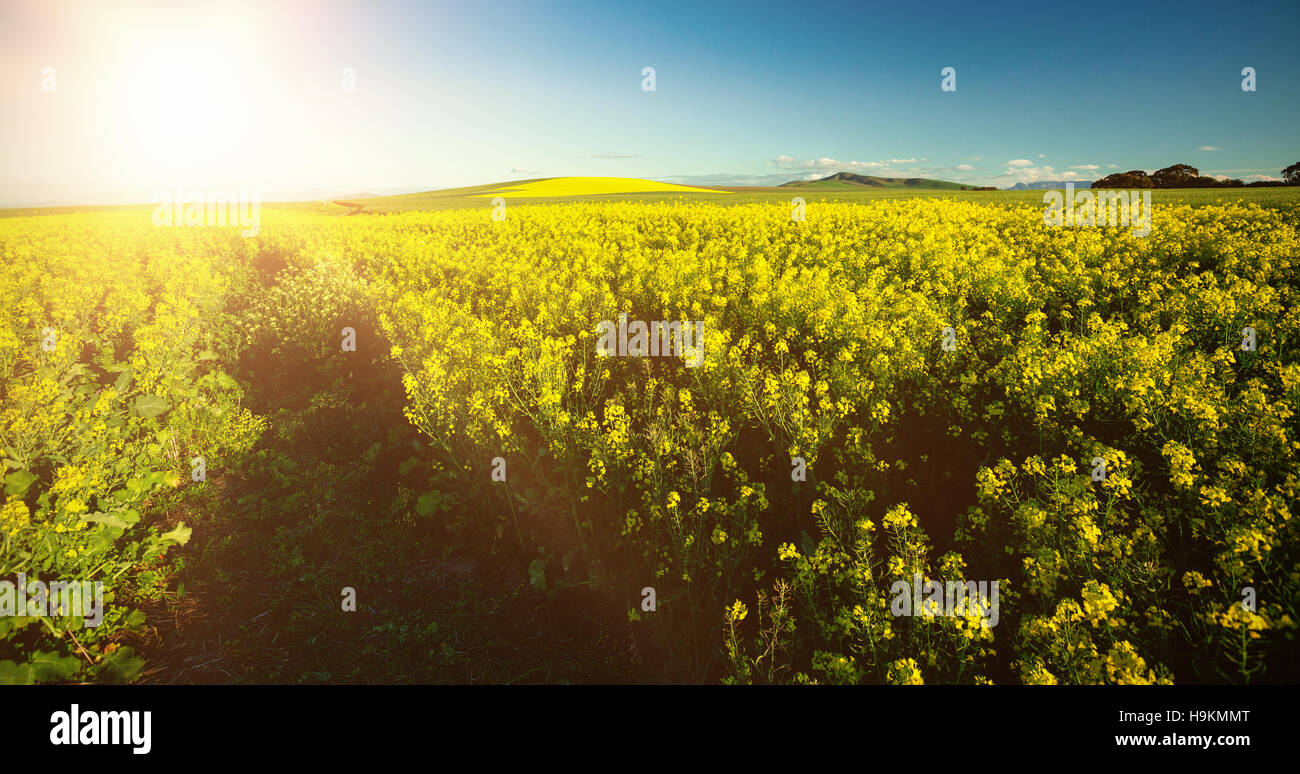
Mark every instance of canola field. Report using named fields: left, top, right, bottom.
left=1, top=198, right=1297, bottom=684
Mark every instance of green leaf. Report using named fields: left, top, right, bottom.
left=414, top=491, right=443, bottom=517
left=0, top=660, right=35, bottom=685
left=528, top=558, right=547, bottom=591
left=208, top=371, right=237, bottom=390
left=133, top=395, right=171, bottom=418
left=96, top=646, right=145, bottom=683
left=4, top=469, right=37, bottom=498
left=159, top=523, right=192, bottom=547
left=60, top=363, right=91, bottom=383
left=562, top=546, right=582, bottom=574
left=114, top=367, right=134, bottom=394
left=87, top=528, right=125, bottom=554
left=143, top=470, right=171, bottom=489
left=28, top=651, right=82, bottom=683
left=799, top=530, right=817, bottom=557
left=82, top=512, right=130, bottom=529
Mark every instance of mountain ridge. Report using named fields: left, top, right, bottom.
left=1004, top=181, right=1093, bottom=190
left=781, top=171, right=968, bottom=190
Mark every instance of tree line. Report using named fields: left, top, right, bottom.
left=1092, top=162, right=1300, bottom=189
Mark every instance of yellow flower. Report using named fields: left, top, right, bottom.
left=883, top=504, right=917, bottom=530
left=1073, top=515, right=1101, bottom=550
left=887, top=658, right=924, bottom=685
left=1081, top=581, right=1119, bottom=625
left=726, top=600, right=748, bottom=623
left=0, top=497, right=30, bottom=534
left=1181, top=571, right=1212, bottom=591
left=1021, top=660, right=1058, bottom=685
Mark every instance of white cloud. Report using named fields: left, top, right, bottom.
left=990, top=163, right=1098, bottom=187
left=1037, top=154, right=1046, bottom=158
left=1197, top=146, right=1221, bottom=151
left=1070, top=164, right=1100, bottom=170
left=1246, top=174, right=1281, bottom=181
left=768, top=155, right=924, bottom=171
left=768, top=156, right=880, bottom=170
left=999, top=166, right=1052, bottom=183
left=510, top=167, right=536, bottom=174
left=760, top=154, right=1104, bottom=189
left=1107, top=164, right=1119, bottom=168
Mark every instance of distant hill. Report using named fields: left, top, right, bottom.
left=324, top=177, right=732, bottom=213
left=469, top=177, right=727, bottom=198
left=782, top=172, right=968, bottom=190
left=1005, top=181, right=1093, bottom=190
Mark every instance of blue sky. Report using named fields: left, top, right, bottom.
left=1, top=0, right=1297, bottom=204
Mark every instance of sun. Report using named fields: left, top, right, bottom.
left=104, top=6, right=273, bottom=187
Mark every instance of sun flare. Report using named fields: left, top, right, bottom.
left=100, top=4, right=279, bottom=188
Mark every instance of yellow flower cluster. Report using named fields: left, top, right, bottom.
left=7, top=195, right=1294, bottom=685
left=0, top=210, right=267, bottom=680
left=887, top=657, right=924, bottom=685
left=1, top=497, right=30, bottom=536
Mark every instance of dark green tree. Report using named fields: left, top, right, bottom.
left=1093, top=170, right=1153, bottom=189
left=1152, top=164, right=1199, bottom=188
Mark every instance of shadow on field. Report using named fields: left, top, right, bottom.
left=130, top=287, right=640, bottom=684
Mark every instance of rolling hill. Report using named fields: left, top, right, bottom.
left=469, top=177, right=727, bottom=197
left=780, top=171, right=969, bottom=190
left=1004, top=181, right=1093, bottom=190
